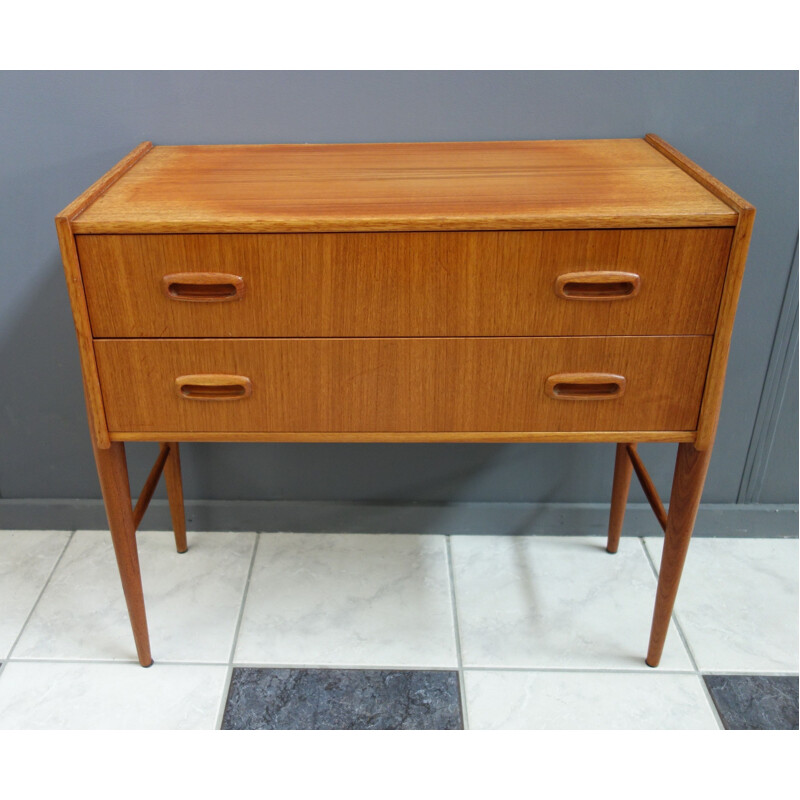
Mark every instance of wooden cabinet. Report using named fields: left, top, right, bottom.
left=56, top=136, right=754, bottom=668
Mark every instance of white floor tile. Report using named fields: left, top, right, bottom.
left=0, top=661, right=227, bottom=729
left=451, top=535, right=693, bottom=670
left=12, top=530, right=255, bottom=663
left=0, top=531, right=70, bottom=659
left=464, top=670, right=719, bottom=729
left=645, top=537, right=799, bottom=673
left=234, top=533, right=457, bottom=668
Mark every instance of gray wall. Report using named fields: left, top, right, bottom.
left=0, top=71, right=797, bottom=508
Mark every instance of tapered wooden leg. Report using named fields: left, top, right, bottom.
left=607, top=443, right=634, bottom=554
left=163, top=442, right=188, bottom=554
left=92, top=440, right=153, bottom=667
left=646, top=442, right=712, bottom=667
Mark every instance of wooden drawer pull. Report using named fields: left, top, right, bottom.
left=555, top=271, right=640, bottom=300
left=175, top=374, right=252, bottom=400
left=546, top=373, right=626, bottom=400
left=162, top=273, right=244, bottom=302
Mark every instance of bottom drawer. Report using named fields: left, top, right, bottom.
left=95, top=337, right=711, bottom=434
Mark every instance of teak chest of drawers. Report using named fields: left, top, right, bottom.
left=56, top=136, right=754, bottom=668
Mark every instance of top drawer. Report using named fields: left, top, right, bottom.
left=77, top=228, right=732, bottom=338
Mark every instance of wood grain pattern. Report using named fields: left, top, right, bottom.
left=174, top=373, right=252, bottom=401
left=55, top=219, right=111, bottom=448
left=57, top=142, right=154, bottom=220
left=161, top=272, right=245, bottom=302
left=554, top=270, right=641, bottom=300
left=626, top=443, right=668, bottom=530
left=606, top=443, right=634, bottom=553
left=131, top=442, right=170, bottom=529
left=163, top=443, right=187, bottom=553
left=94, top=336, right=712, bottom=434
left=71, top=139, right=737, bottom=233
left=644, top=134, right=755, bottom=451
left=646, top=442, right=713, bottom=667
left=56, top=135, right=755, bottom=669
left=55, top=141, right=154, bottom=449
left=77, top=228, right=733, bottom=338
left=108, top=430, right=698, bottom=443
left=644, top=135, right=752, bottom=213
left=695, top=209, right=756, bottom=449
left=91, top=439, right=152, bottom=666
left=545, top=373, right=626, bottom=400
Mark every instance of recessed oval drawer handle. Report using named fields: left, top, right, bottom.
left=175, top=374, right=252, bottom=400
left=554, top=271, right=640, bottom=300
left=162, top=273, right=245, bottom=302
left=545, top=373, right=626, bottom=400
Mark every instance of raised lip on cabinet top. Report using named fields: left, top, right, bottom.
left=64, top=137, right=740, bottom=234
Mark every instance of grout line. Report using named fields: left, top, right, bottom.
left=445, top=535, right=469, bottom=730
left=6, top=655, right=794, bottom=677
left=2, top=529, right=793, bottom=731
left=214, top=530, right=260, bottom=730
left=696, top=670, right=800, bottom=678
left=225, top=661, right=696, bottom=675
left=694, top=674, right=726, bottom=730
left=696, top=674, right=726, bottom=730
left=456, top=665, right=697, bottom=675
left=5, top=657, right=230, bottom=667
left=229, top=662, right=463, bottom=672
left=1, top=531, right=76, bottom=679
left=638, top=536, right=726, bottom=729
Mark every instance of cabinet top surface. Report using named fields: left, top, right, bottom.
left=71, top=138, right=737, bottom=233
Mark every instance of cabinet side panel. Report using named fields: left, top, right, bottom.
left=696, top=207, right=756, bottom=449
left=55, top=142, right=154, bottom=449
left=644, top=134, right=756, bottom=451
left=55, top=217, right=110, bottom=448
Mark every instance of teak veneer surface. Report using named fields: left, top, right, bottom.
left=72, top=139, right=737, bottom=233
left=94, top=336, right=711, bottom=434
left=55, top=135, right=756, bottom=669
left=107, top=431, right=698, bottom=444
left=78, top=228, right=733, bottom=338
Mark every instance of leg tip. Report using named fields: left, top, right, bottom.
left=606, top=545, right=618, bottom=554
left=140, top=659, right=154, bottom=668
left=177, top=547, right=188, bottom=554
left=645, top=658, right=659, bottom=669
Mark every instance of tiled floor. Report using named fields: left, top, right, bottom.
left=0, top=529, right=796, bottom=729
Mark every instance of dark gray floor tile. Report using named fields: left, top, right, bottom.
left=704, top=675, right=799, bottom=730
left=222, top=667, right=463, bottom=730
